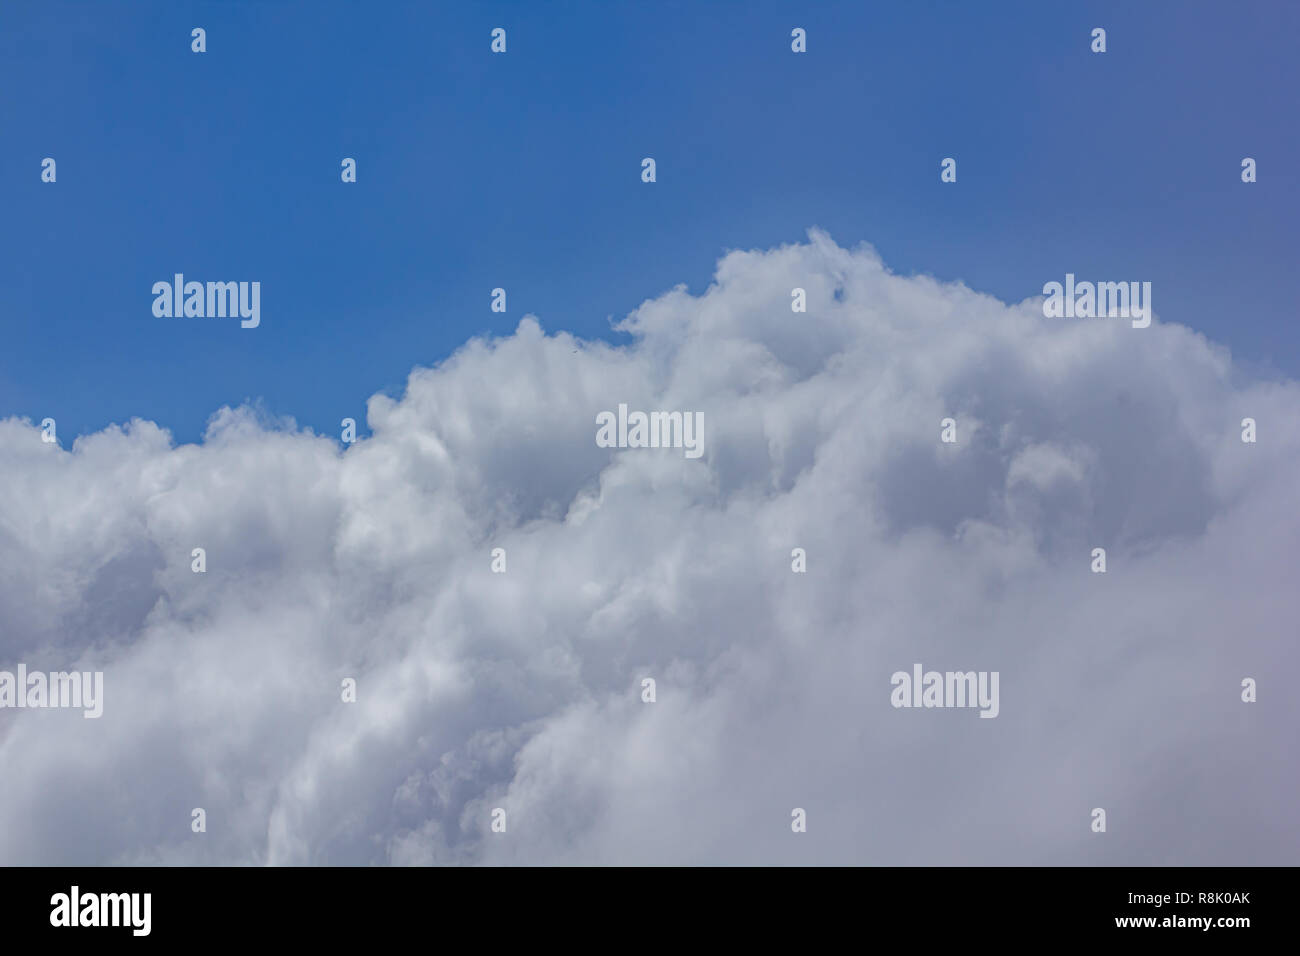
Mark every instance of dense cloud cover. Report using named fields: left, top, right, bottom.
left=1, top=230, right=1296, bottom=865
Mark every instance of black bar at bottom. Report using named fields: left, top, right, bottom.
left=1, top=866, right=1273, bottom=943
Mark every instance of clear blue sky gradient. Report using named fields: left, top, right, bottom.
left=2, top=0, right=1296, bottom=445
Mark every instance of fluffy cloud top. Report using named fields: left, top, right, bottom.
left=1, top=229, right=1296, bottom=865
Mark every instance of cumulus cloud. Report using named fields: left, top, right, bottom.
left=1, top=229, right=1297, bottom=865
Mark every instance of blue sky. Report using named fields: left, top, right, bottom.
left=2, top=0, right=1296, bottom=445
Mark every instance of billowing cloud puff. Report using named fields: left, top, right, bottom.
left=1, top=229, right=1297, bottom=865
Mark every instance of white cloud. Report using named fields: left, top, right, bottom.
left=1, top=229, right=1297, bottom=864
